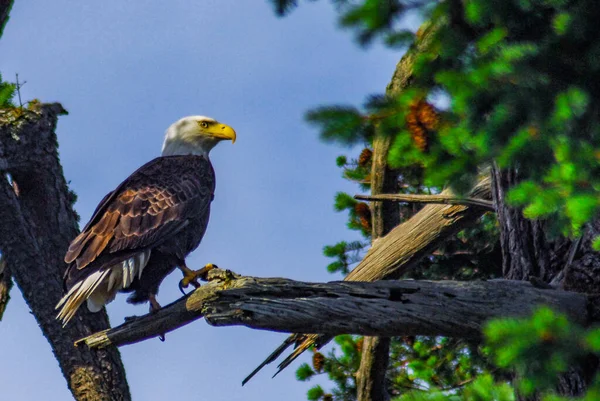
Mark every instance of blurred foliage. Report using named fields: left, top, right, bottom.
left=268, top=0, right=600, bottom=400
left=298, top=308, right=600, bottom=401
left=275, top=0, right=600, bottom=238
left=0, top=73, right=15, bottom=108
left=0, top=0, right=14, bottom=38
left=0, top=1, right=15, bottom=105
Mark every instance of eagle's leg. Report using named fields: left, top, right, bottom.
left=178, top=262, right=216, bottom=294
left=148, top=293, right=166, bottom=342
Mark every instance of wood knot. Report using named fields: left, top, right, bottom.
left=206, top=268, right=240, bottom=283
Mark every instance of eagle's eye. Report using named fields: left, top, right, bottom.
left=200, top=121, right=209, bottom=129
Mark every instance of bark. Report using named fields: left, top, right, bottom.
left=356, top=337, right=390, bottom=401
left=564, top=220, right=600, bottom=298
left=492, top=166, right=558, bottom=281
left=76, top=268, right=592, bottom=349
left=492, top=165, right=600, bottom=397
left=0, top=0, right=12, bottom=36
left=0, top=106, right=131, bottom=401
left=0, top=256, right=11, bottom=320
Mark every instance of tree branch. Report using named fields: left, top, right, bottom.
left=354, top=193, right=494, bottom=210
left=76, top=268, right=591, bottom=349
left=346, top=175, right=491, bottom=282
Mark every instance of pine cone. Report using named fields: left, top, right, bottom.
left=416, top=101, right=439, bottom=131
left=312, top=352, right=325, bottom=372
left=354, top=202, right=371, bottom=232
left=409, top=124, right=428, bottom=152
left=355, top=337, right=364, bottom=353
left=358, top=148, right=373, bottom=167
left=323, top=394, right=333, bottom=401
left=406, top=100, right=439, bottom=152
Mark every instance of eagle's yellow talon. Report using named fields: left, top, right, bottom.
left=178, top=263, right=217, bottom=294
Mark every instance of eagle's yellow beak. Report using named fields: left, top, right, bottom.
left=210, top=123, right=236, bottom=144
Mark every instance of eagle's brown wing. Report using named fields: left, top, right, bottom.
left=57, top=155, right=214, bottom=325
left=65, top=155, right=213, bottom=269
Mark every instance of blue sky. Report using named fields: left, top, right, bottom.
left=0, top=2, right=403, bottom=400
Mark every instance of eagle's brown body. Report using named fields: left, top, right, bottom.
left=57, top=154, right=215, bottom=324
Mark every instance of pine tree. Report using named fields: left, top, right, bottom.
left=267, top=1, right=600, bottom=400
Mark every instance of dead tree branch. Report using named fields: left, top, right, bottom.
left=346, top=176, right=491, bottom=282
left=77, top=268, right=591, bottom=349
left=354, top=193, right=494, bottom=210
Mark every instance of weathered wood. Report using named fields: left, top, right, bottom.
left=77, top=269, right=591, bottom=349
left=355, top=193, right=494, bottom=210
left=357, top=337, right=390, bottom=401
left=347, top=176, right=491, bottom=282
left=0, top=106, right=131, bottom=401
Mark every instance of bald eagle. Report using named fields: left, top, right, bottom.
left=56, top=116, right=236, bottom=326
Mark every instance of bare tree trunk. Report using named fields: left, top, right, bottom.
left=356, top=20, right=444, bottom=400
left=492, top=165, right=600, bottom=398
left=0, top=105, right=131, bottom=400
left=356, top=338, right=390, bottom=401
left=356, top=130, right=397, bottom=401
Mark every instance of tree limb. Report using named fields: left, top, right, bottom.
left=76, top=268, right=591, bottom=349
left=354, top=193, right=494, bottom=210
left=346, top=175, right=491, bottom=282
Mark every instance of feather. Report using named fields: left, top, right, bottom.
left=128, top=258, right=135, bottom=284
left=137, top=250, right=150, bottom=279
left=122, top=259, right=131, bottom=288
left=106, top=267, right=120, bottom=293
left=56, top=269, right=110, bottom=326
left=57, top=250, right=153, bottom=325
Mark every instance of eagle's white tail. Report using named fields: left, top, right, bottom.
left=55, top=250, right=150, bottom=326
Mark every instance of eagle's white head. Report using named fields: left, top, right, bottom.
left=161, top=116, right=236, bottom=157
